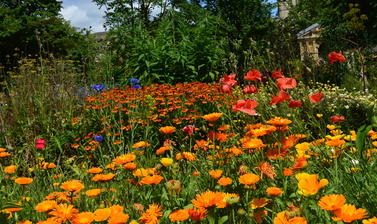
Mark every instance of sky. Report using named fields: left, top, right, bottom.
left=60, top=0, right=277, bottom=33
left=61, top=0, right=106, bottom=33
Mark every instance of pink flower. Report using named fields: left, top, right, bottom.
left=35, top=138, right=46, bottom=149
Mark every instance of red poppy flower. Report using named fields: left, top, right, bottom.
left=308, top=92, right=324, bottom=103
left=277, top=77, right=297, bottom=90
left=182, top=125, right=195, bottom=135
left=270, top=91, right=290, bottom=105
left=243, top=85, right=258, bottom=94
left=232, top=100, right=258, bottom=115
left=328, top=51, right=346, bottom=64
left=244, top=69, right=262, bottom=81
left=288, top=100, right=302, bottom=108
left=221, top=84, right=231, bottom=93
left=221, top=74, right=237, bottom=87
left=271, top=69, right=284, bottom=79
left=220, top=74, right=237, bottom=93
left=330, top=115, right=345, bottom=123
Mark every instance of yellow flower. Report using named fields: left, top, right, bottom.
left=160, top=158, right=173, bottom=167
left=316, top=114, right=323, bottom=118
left=326, top=125, right=336, bottom=131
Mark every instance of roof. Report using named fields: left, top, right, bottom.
left=296, top=23, right=320, bottom=38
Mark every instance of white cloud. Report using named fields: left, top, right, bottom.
left=60, top=1, right=106, bottom=33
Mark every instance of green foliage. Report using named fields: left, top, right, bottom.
left=0, top=0, right=88, bottom=70
left=92, top=0, right=277, bottom=84
left=0, top=58, right=85, bottom=161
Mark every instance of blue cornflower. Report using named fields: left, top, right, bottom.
left=130, top=78, right=139, bottom=84
left=92, top=84, right=105, bottom=92
left=94, top=135, right=104, bottom=142
left=132, top=84, right=141, bottom=89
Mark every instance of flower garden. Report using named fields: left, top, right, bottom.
left=1, top=53, right=377, bottom=224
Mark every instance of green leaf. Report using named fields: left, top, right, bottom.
left=356, top=124, right=373, bottom=153
left=218, top=215, right=229, bottom=224
left=371, top=116, right=377, bottom=128
left=208, top=216, right=216, bottom=224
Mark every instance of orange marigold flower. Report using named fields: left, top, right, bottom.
left=192, top=191, right=225, bottom=208
left=35, top=200, right=58, bottom=212
left=108, top=213, right=130, bottom=224
left=255, top=162, right=276, bottom=180
left=159, top=126, right=176, bottom=135
left=363, top=217, right=377, bottom=224
left=274, top=211, right=307, bottom=224
left=18, top=221, right=32, bottom=224
left=60, top=180, right=84, bottom=193
left=292, top=157, right=307, bottom=170
left=155, top=146, right=171, bottom=155
left=113, top=153, right=136, bottom=165
left=209, top=170, right=223, bottom=179
left=140, top=175, right=164, bottom=185
left=93, top=208, right=111, bottom=222
left=266, top=117, right=292, bottom=126
left=188, top=207, right=208, bottom=221
left=92, top=173, right=116, bottom=182
left=295, top=173, right=328, bottom=196
left=239, top=173, right=260, bottom=186
left=332, top=204, right=367, bottom=223
left=326, top=138, right=346, bottom=147
left=266, top=187, right=283, bottom=196
left=74, top=212, right=95, bottom=224
left=250, top=198, right=269, bottom=209
left=15, top=177, right=33, bottom=185
left=253, top=209, right=268, bottom=224
left=217, top=177, right=232, bottom=186
left=318, top=194, right=346, bottom=211
left=242, top=138, right=266, bottom=149
left=138, top=204, right=162, bottom=224
left=85, top=189, right=103, bottom=198
left=283, top=168, right=293, bottom=176
left=133, top=168, right=155, bottom=177
left=202, top=112, right=223, bottom=122
left=4, top=165, right=17, bottom=174
left=0, top=152, right=11, bottom=157
left=169, top=209, right=189, bottom=222
left=132, top=141, right=150, bottom=149
left=123, top=162, right=137, bottom=170
left=87, top=167, right=103, bottom=174
left=48, top=204, right=79, bottom=223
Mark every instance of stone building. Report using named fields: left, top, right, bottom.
left=278, top=0, right=322, bottom=62
left=278, top=0, right=299, bottom=19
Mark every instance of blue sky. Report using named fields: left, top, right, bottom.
left=60, top=0, right=277, bottom=33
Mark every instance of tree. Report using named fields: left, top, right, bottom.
left=0, top=0, right=82, bottom=65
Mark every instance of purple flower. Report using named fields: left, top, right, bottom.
left=92, top=84, right=105, bottom=92
left=94, top=135, right=104, bottom=142
left=130, top=78, right=139, bottom=84
left=132, top=84, right=141, bottom=89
